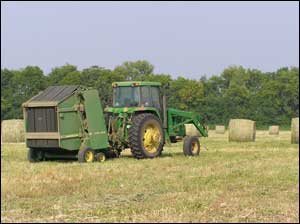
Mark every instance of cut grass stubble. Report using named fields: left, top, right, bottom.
left=1, top=130, right=299, bottom=223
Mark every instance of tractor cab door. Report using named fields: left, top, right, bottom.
left=140, top=86, right=162, bottom=113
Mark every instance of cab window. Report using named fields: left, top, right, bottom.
left=141, top=86, right=151, bottom=107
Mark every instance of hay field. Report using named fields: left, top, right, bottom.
left=1, top=131, right=299, bottom=223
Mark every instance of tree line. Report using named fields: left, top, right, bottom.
left=1, top=60, right=299, bottom=127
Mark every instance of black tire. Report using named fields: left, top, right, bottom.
left=129, top=113, right=164, bottom=159
left=170, top=136, right=177, bottom=143
left=105, top=150, right=120, bottom=159
left=95, top=152, right=106, bottom=162
left=183, top=136, right=200, bottom=156
left=28, top=148, right=44, bottom=162
left=78, top=147, right=95, bottom=163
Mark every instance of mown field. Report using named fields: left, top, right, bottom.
left=1, top=131, right=299, bottom=223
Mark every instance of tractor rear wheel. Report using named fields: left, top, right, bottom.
left=129, top=113, right=164, bottom=159
left=183, top=136, right=200, bottom=156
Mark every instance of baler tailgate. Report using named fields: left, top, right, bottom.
left=82, top=90, right=109, bottom=149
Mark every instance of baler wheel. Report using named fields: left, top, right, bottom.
left=183, top=136, right=200, bottom=156
left=28, top=148, right=44, bottom=162
left=78, top=147, right=95, bottom=163
left=129, top=113, right=164, bottom=159
left=95, top=152, right=106, bottom=162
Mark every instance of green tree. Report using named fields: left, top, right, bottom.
left=1, top=69, right=16, bottom=119
left=1, top=62, right=298, bottom=128
left=6, top=66, right=46, bottom=119
left=201, top=75, right=227, bottom=124
left=60, top=71, right=81, bottom=85
left=169, top=77, right=204, bottom=111
left=81, top=66, right=124, bottom=107
left=47, top=64, right=78, bottom=85
left=113, top=60, right=154, bottom=81
left=141, top=73, right=172, bottom=86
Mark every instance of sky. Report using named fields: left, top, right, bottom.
left=1, top=1, right=299, bottom=79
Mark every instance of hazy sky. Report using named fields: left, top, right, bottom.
left=1, top=1, right=299, bottom=79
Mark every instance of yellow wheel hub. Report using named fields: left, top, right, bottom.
left=97, top=153, right=106, bottom=162
left=143, top=123, right=161, bottom=153
left=191, top=141, right=199, bottom=154
left=85, top=151, right=94, bottom=162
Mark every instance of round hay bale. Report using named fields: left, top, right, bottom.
left=269, top=125, right=279, bottom=135
left=215, top=125, right=225, bottom=134
left=1, top=119, right=25, bottom=143
left=291, top=117, right=299, bottom=144
left=185, top=124, right=200, bottom=136
left=228, top=119, right=256, bottom=142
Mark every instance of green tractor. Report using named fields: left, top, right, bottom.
left=22, top=82, right=208, bottom=162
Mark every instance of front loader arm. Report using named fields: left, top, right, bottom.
left=167, top=108, right=208, bottom=137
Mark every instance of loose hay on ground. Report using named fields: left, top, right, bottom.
left=1, top=131, right=299, bottom=223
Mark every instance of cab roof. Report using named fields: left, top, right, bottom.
left=112, top=81, right=161, bottom=87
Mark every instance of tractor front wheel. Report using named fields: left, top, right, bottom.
left=183, top=136, right=200, bottom=156
left=129, top=113, right=164, bottom=159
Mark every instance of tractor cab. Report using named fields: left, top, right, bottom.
left=112, top=81, right=162, bottom=111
